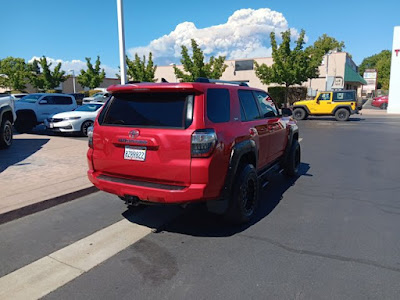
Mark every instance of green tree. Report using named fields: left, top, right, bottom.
left=174, top=39, right=227, bottom=82
left=255, top=30, right=315, bottom=105
left=28, top=56, right=66, bottom=91
left=77, top=56, right=106, bottom=89
left=0, top=57, right=29, bottom=91
left=307, top=34, right=345, bottom=55
left=305, top=34, right=346, bottom=78
left=28, top=58, right=44, bottom=91
left=119, top=53, right=157, bottom=82
left=359, top=50, right=391, bottom=89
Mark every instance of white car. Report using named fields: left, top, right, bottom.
left=14, top=93, right=78, bottom=133
left=44, top=102, right=104, bottom=136
left=82, top=92, right=110, bottom=104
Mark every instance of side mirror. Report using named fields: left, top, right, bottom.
left=39, top=100, right=48, bottom=104
left=282, top=108, right=292, bottom=117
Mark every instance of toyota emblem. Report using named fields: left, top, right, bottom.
left=128, top=130, right=139, bottom=138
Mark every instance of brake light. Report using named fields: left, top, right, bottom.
left=88, top=126, right=94, bottom=148
left=191, top=129, right=217, bottom=158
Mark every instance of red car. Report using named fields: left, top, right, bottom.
left=372, top=96, right=388, bottom=109
left=87, top=79, right=300, bottom=223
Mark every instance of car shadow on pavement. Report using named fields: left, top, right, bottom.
left=123, top=162, right=311, bottom=237
left=0, top=138, right=49, bottom=173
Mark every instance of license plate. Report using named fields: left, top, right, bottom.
left=124, top=146, right=146, bottom=161
left=49, top=123, right=54, bottom=128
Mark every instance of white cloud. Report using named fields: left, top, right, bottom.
left=128, top=8, right=302, bottom=65
left=28, top=56, right=119, bottom=78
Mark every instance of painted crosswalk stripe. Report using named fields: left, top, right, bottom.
left=0, top=219, right=154, bottom=300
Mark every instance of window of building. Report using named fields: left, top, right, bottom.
left=235, top=60, right=254, bottom=71
left=238, top=90, right=260, bottom=121
left=207, top=89, right=230, bottom=123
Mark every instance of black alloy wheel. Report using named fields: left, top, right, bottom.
left=0, top=119, right=13, bottom=149
left=81, top=120, right=94, bottom=136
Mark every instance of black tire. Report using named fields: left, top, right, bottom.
left=225, top=164, right=259, bottom=224
left=81, top=120, right=94, bottom=136
left=0, top=119, right=13, bottom=149
left=380, top=103, right=388, bottom=110
left=284, top=140, right=301, bottom=177
left=335, top=108, right=350, bottom=121
left=293, top=108, right=307, bottom=120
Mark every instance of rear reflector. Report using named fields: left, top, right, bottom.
left=191, top=129, right=217, bottom=158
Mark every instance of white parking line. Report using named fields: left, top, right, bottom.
left=0, top=219, right=153, bottom=300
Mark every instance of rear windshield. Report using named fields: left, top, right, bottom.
left=101, top=92, right=194, bottom=128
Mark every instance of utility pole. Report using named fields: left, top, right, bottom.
left=117, top=0, right=127, bottom=84
left=325, top=52, right=330, bottom=91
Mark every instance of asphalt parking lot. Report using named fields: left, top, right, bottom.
left=1, top=113, right=400, bottom=299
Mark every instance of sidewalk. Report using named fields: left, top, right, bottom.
left=0, top=132, right=95, bottom=222
left=360, top=108, right=400, bottom=116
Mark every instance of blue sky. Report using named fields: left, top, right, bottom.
left=1, top=0, right=399, bottom=77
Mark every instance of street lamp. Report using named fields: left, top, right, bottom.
left=116, top=0, right=127, bottom=85
left=68, top=69, right=76, bottom=93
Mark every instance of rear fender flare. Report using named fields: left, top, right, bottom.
left=207, top=139, right=257, bottom=214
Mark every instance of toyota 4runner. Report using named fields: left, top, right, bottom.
left=87, top=79, right=301, bottom=223
left=293, top=90, right=361, bottom=121
left=0, top=95, right=16, bottom=149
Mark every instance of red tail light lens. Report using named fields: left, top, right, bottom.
left=191, top=129, right=217, bottom=158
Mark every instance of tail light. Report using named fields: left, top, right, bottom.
left=191, top=129, right=217, bottom=158
left=88, top=126, right=94, bottom=148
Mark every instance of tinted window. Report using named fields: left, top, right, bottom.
left=207, top=89, right=230, bottom=123
left=333, top=91, right=355, bottom=101
left=254, top=91, right=278, bottom=117
left=238, top=90, right=260, bottom=121
left=54, top=96, right=73, bottom=105
left=42, top=96, right=55, bottom=104
left=102, top=92, right=194, bottom=128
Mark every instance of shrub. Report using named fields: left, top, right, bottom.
left=268, top=86, right=307, bottom=107
left=88, top=89, right=103, bottom=97
left=45, top=89, right=58, bottom=93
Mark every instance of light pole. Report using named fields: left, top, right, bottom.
left=325, top=52, right=331, bottom=91
left=68, top=69, right=76, bottom=93
left=117, top=0, right=127, bottom=85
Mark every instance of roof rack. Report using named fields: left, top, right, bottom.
left=195, top=77, right=249, bottom=87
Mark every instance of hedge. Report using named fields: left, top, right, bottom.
left=268, top=86, right=307, bottom=107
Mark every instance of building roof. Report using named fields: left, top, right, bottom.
left=344, top=64, right=367, bottom=85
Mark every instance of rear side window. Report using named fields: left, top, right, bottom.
left=207, top=89, right=230, bottom=123
left=54, top=96, right=73, bottom=105
left=333, top=91, right=355, bottom=101
left=101, top=92, right=194, bottom=128
left=238, top=90, right=260, bottom=121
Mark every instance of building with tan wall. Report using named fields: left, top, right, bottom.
left=155, top=52, right=366, bottom=98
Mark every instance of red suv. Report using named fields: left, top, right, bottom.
left=87, top=78, right=300, bottom=223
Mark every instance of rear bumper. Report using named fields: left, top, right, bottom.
left=88, top=170, right=209, bottom=204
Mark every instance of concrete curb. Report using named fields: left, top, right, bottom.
left=0, top=186, right=98, bottom=225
